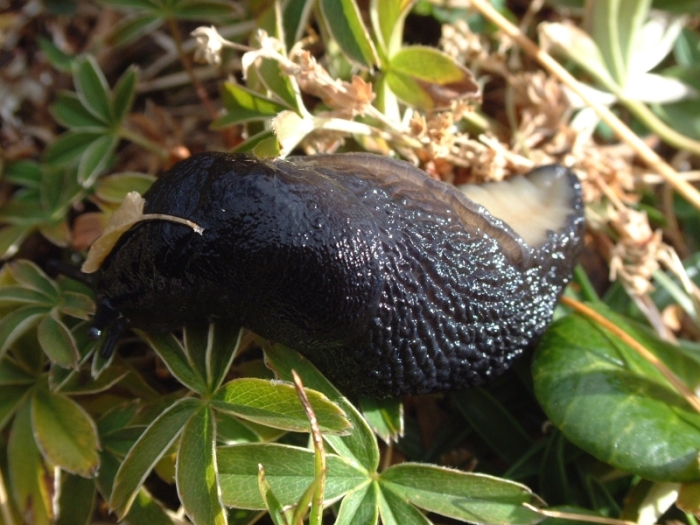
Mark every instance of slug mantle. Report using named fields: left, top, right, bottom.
left=87, top=152, right=585, bottom=397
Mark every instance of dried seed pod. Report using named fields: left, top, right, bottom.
left=86, top=153, right=584, bottom=397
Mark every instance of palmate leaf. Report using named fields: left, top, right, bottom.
left=217, top=443, right=368, bottom=509
left=335, top=482, right=379, bottom=525
left=379, top=464, right=543, bottom=525
left=264, top=345, right=380, bottom=471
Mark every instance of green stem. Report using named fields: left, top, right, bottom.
left=118, top=127, right=168, bottom=159
left=621, top=98, right=700, bottom=157
left=573, top=264, right=600, bottom=303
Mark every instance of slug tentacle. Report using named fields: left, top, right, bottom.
left=87, top=152, right=584, bottom=397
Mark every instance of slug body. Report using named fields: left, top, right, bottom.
left=90, top=153, right=584, bottom=397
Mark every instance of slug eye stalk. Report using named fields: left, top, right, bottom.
left=81, top=153, right=584, bottom=397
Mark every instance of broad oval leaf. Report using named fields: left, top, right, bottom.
left=0, top=305, right=49, bottom=358
left=177, top=406, right=227, bottom=525
left=386, top=46, right=480, bottom=110
left=533, top=309, right=700, bottom=482
left=31, top=388, right=100, bottom=477
left=211, top=377, right=350, bottom=433
left=8, top=260, right=59, bottom=300
left=319, top=0, right=378, bottom=67
left=217, top=443, right=368, bottom=509
left=111, top=397, right=201, bottom=518
left=380, top=463, right=543, bottom=525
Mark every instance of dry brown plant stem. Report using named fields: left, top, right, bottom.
left=560, top=296, right=700, bottom=415
left=468, top=0, right=700, bottom=211
left=166, top=17, right=218, bottom=121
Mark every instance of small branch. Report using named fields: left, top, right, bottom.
left=560, top=296, right=700, bottom=415
left=468, top=0, right=700, bottom=211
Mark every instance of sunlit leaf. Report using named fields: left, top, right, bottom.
left=265, top=345, right=380, bottom=471
left=380, top=464, right=543, bottom=525
left=377, top=483, right=431, bottom=525
left=111, top=397, right=201, bottom=518
left=533, top=308, right=700, bottom=482
left=95, top=172, right=155, bottom=203
left=318, top=0, right=378, bottom=67
left=218, top=443, right=368, bottom=509
left=335, top=482, right=378, bottom=525
left=177, top=406, right=227, bottom=525
left=212, top=377, right=350, bottom=433
left=386, top=46, right=480, bottom=109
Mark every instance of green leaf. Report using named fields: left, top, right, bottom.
left=217, top=443, right=369, bottom=509
left=177, top=406, right=227, bottom=525
left=0, top=225, right=31, bottom=259
left=8, top=260, right=59, bottom=299
left=282, top=0, right=314, bottom=52
left=452, top=387, right=533, bottom=463
left=335, top=482, right=379, bottom=525
left=252, top=135, right=282, bottom=159
left=37, top=312, right=79, bottom=368
left=258, top=465, right=289, bottom=525
left=95, top=172, right=156, bottom=203
left=255, top=58, right=299, bottom=110
left=231, top=129, right=277, bottom=153
left=264, top=345, right=380, bottom=471
left=0, top=384, right=33, bottom=431
left=38, top=36, right=74, bottom=71
left=111, top=397, right=201, bottom=518
left=213, top=82, right=289, bottom=129
left=4, top=159, right=42, bottom=188
left=108, top=13, right=164, bottom=47
left=73, top=55, right=113, bottom=123
left=318, top=0, right=379, bottom=67
left=31, top=388, right=100, bottom=477
left=9, top=401, right=54, bottom=525
left=51, top=92, right=108, bottom=130
left=124, top=488, right=175, bottom=525
left=172, top=0, right=234, bottom=18
left=0, top=286, right=55, bottom=307
left=215, top=411, right=261, bottom=444
left=59, top=291, right=95, bottom=320
left=77, top=134, right=118, bottom=187
left=0, top=305, right=49, bottom=358
left=112, top=66, right=138, bottom=124
left=55, top=473, right=96, bottom=525
left=212, top=377, right=350, bottom=433
left=386, top=46, right=480, bottom=109
left=0, top=357, right=37, bottom=385
left=380, top=464, right=543, bottom=525
left=674, top=28, right=700, bottom=67
left=377, top=483, right=431, bottom=525
left=45, top=131, right=103, bottom=167
left=370, top=0, right=415, bottom=59
left=533, top=308, right=700, bottom=482
left=359, top=395, right=403, bottom=444
left=137, top=330, right=207, bottom=393
left=184, top=322, right=241, bottom=394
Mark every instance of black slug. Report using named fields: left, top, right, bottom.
left=83, top=152, right=584, bottom=397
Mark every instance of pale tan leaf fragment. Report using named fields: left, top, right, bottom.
left=82, top=192, right=204, bottom=274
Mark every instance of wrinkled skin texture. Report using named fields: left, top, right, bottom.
left=92, top=153, right=584, bottom=397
